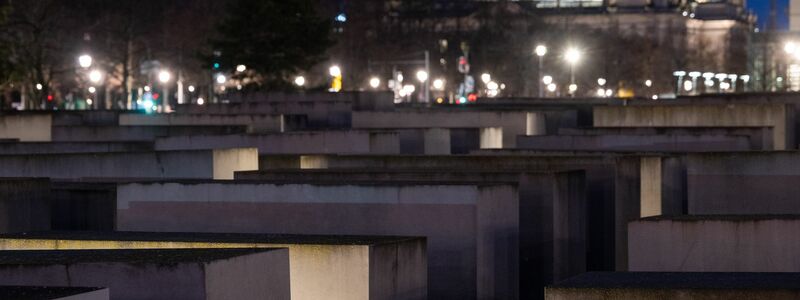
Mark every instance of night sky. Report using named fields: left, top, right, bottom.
left=748, top=0, right=789, bottom=30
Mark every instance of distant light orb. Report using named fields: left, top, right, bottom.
left=294, top=76, right=306, bottom=87
left=143, top=99, right=154, bottom=110
left=89, top=70, right=103, bottom=83
left=86, top=98, right=93, bottom=106
left=645, top=79, right=653, bottom=87
left=564, top=48, right=581, bottom=65
left=652, top=95, right=659, bottom=100
left=188, top=85, right=196, bottom=93
left=535, top=45, right=547, bottom=57
left=88, top=86, right=96, bottom=94
left=684, top=80, right=693, bottom=92
left=597, top=88, right=606, bottom=97
left=144, top=86, right=151, bottom=92
left=431, top=79, right=444, bottom=90
left=329, top=66, right=342, bottom=77
left=78, top=54, right=93, bottom=68
left=35, top=83, right=43, bottom=91
left=487, top=81, right=499, bottom=91
left=605, top=89, right=614, bottom=97
left=481, top=73, right=491, bottom=84
left=597, top=78, right=606, bottom=86
left=236, top=65, right=247, bottom=73
left=158, top=70, right=171, bottom=83
left=547, top=83, right=557, bottom=92
left=196, top=98, right=205, bottom=105
left=416, top=70, right=428, bottom=82
left=336, top=13, right=347, bottom=22
left=369, top=77, right=381, bottom=89
left=542, top=75, right=553, bottom=85
left=216, top=74, right=227, bottom=84
left=568, top=83, right=578, bottom=93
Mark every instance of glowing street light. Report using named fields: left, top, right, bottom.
left=597, top=78, right=607, bottom=86
left=35, top=83, right=43, bottom=91
left=329, top=65, right=342, bottom=77
left=481, top=73, right=491, bottom=84
left=416, top=70, right=428, bottom=83
left=294, top=76, right=306, bottom=87
left=786, top=42, right=797, bottom=54
left=88, top=70, right=103, bottom=83
left=432, top=78, right=445, bottom=91
left=158, top=70, right=172, bottom=83
left=645, top=79, right=653, bottom=87
left=236, top=65, right=247, bottom=73
left=216, top=74, right=227, bottom=84
left=535, top=45, right=548, bottom=98
left=368, top=77, right=381, bottom=89
left=547, top=83, right=557, bottom=92
left=542, top=75, right=553, bottom=85
left=568, top=83, right=578, bottom=95
left=88, top=86, right=96, bottom=94
left=564, top=48, right=581, bottom=97
left=535, top=45, right=547, bottom=57
left=188, top=85, right=196, bottom=93
left=673, top=71, right=687, bottom=95
left=78, top=54, right=93, bottom=68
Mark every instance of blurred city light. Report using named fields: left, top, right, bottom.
left=88, top=86, right=96, bottom=94
left=432, top=78, right=445, bottom=90
left=236, top=65, right=247, bottom=73
left=188, top=85, right=195, bottom=93
left=35, top=83, right=43, bottom=90
left=369, top=77, right=381, bottom=89
left=645, top=79, right=652, bottom=87
left=597, top=78, right=606, bottom=86
left=568, top=83, right=578, bottom=93
left=158, top=70, right=171, bottom=83
left=89, top=70, right=103, bottom=83
left=78, top=54, right=93, bottom=68
left=535, top=45, right=547, bottom=57
left=216, top=74, right=227, bottom=84
left=329, top=65, right=342, bottom=77
left=196, top=98, right=205, bottom=105
left=416, top=70, right=428, bottom=82
left=564, top=48, right=581, bottom=65
left=294, top=76, right=306, bottom=87
left=481, top=73, right=491, bottom=84
left=547, top=83, right=557, bottom=92
left=542, top=75, right=553, bottom=85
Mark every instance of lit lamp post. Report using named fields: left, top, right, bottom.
left=741, top=75, right=751, bottom=92
left=673, top=71, right=686, bottom=95
left=158, top=70, right=172, bottom=112
left=78, top=54, right=93, bottom=69
left=89, top=69, right=103, bottom=109
left=564, top=48, right=581, bottom=97
left=329, top=65, right=342, bottom=92
left=535, top=45, right=547, bottom=98
left=416, top=70, right=429, bottom=103
left=369, top=77, right=381, bottom=89
left=688, top=72, right=702, bottom=95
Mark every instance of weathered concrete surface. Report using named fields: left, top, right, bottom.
left=560, top=127, right=774, bottom=150
left=593, top=104, right=795, bottom=150
left=0, top=179, right=50, bottom=233
left=0, top=114, right=51, bottom=141
left=154, top=131, right=401, bottom=155
left=0, top=148, right=257, bottom=180
left=0, top=142, right=153, bottom=155
left=0, top=286, right=109, bottom=300
left=234, top=169, right=586, bottom=299
left=51, top=125, right=247, bottom=142
left=0, top=232, right=426, bottom=300
left=119, top=113, right=285, bottom=132
left=114, top=182, right=518, bottom=300
left=0, top=248, right=290, bottom=300
left=224, top=91, right=395, bottom=111
left=629, top=216, right=800, bottom=272
left=545, top=272, right=800, bottom=300
left=261, top=153, right=637, bottom=272
left=517, top=134, right=753, bottom=152
left=175, top=101, right=354, bottom=128
left=352, top=110, right=546, bottom=148
left=686, top=152, right=800, bottom=215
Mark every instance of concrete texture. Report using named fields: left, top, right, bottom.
left=559, top=126, right=774, bottom=150
left=545, top=272, right=800, bottom=300
left=175, top=100, right=354, bottom=128
left=234, top=169, right=587, bottom=299
left=629, top=216, right=800, bottom=272
left=352, top=110, right=546, bottom=147
left=0, top=179, right=50, bottom=233
left=50, top=182, right=116, bottom=231
left=52, top=125, right=248, bottom=142
left=0, top=114, right=51, bottom=141
left=686, top=152, right=800, bottom=215
left=114, top=182, right=518, bottom=300
left=0, top=148, right=258, bottom=180
left=262, top=153, right=632, bottom=272
left=517, top=134, right=753, bottom=152
left=119, top=113, right=285, bottom=132
left=154, top=131, right=401, bottom=155
left=0, top=142, right=153, bottom=155
left=593, top=103, right=795, bottom=150
left=0, top=286, right=109, bottom=300
left=0, top=248, right=290, bottom=300
left=0, top=232, right=426, bottom=300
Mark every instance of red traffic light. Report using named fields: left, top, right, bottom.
left=46, top=95, right=53, bottom=102
left=467, top=93, right=478, bottom=102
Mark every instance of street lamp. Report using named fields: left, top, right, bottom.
left=78, top=54, right=93, bottom=68
left=673, top=71, right=687, bottom=95
left=369, top=77, right=381, bottom=89
left=432, top=78, right=445, bottom=91
left=688, top=72, right=702, bottom=95
left=564, top=48, right=581, bottom=97
left=158, top=70, right=172, bottom=111
left=216, top=74, right=227, bottom=84
left=481, top=73, right=491, bottom=84
left=416, top=70, right=429, bottom=103
left=543, top=75, right=553, bottom=85
left=89, top=70, right=103, bottom=83
left=416, top=70, right=428, bottom=82
left=597, top=78, right=606, bottom=86
left=236, top=65, right=247, bottom=73
left=294, top=76, right=306, bottom=87
left=535, top=45, right=547, bottom=98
